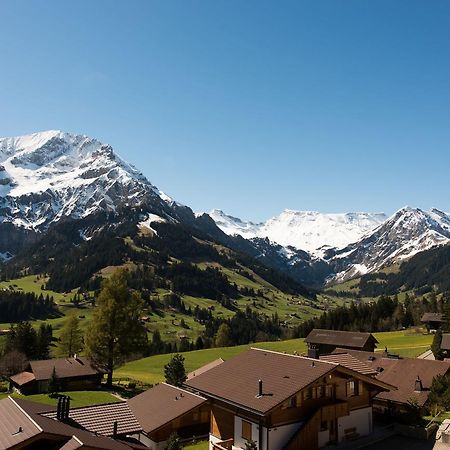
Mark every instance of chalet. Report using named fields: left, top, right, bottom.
left=325, top=348, right=450, bottom=414
left=185, top=348, right=394, bottom=450
left=9, top=355, right=104, bottom=394
left=305, top=329, right=378, bottom=358
left=0, top=396, right=146, bottom=450
left=127, top=383, right=210, bottom=449
left=421, top=312, right=444, bottom=332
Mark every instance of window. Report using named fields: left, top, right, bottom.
left=326, top=385, right=334, bottom=398
left=242, top=420, right=252, bottom=441
left=346, top=380, right=359, bottom=397
left=303, top=388, right=312, bottom=400
left=317, top=385, right=324, bottom=399
left=288, top=396, right=296, bottom=408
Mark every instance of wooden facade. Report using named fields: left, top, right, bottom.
left=211, top=367, right=382, bottom=450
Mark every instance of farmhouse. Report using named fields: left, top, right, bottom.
left=9, top=355, right=104, bottom=394
left=325, top=348, right=450, bottom=414
left=185, top=347, right=394, bottom=450
left=305, top=329, right=378, bottom=358
left=421, top=312, right=444, bottom=332
left=127, top=383, right=210, bottom=449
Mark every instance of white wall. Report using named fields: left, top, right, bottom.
left=233, top=416, right=261, bottom=450
left=233, top=416, right=302, bottom=450
left=318, top=430, right=329, bottom=448
left=266, top=422, right=302, bottom=450
left=337, top=407, right=372, bottom=442
left=128, top=432, right=167, bottom=450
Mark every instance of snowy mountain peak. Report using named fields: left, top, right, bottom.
left=0, top=130, right=168, bottom=230
left=208, top=208, right=387, bottom=254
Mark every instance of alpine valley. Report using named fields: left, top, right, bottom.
left=1, top=130, right=450, bottom=345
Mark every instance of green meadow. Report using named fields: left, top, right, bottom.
left=115, top=328, right=432, bottom=385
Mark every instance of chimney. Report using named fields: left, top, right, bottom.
left=113, top=421, right=118, bottom=439
left=414, top=376, right=423, bottom=392
left=57, top=396, right=64, bottom=420
left=65, top=395, right=70, bottom=420
left=382, top=347, right=388, bottom=357
left=258, top=379, right=263, bottom=397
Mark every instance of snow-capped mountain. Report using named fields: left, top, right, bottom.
left=0, top=130, right=174, bottom=231
left=328, top=206, right=450, bottom=282
left=209, top=209, right=387, bottom=255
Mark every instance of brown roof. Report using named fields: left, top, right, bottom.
left=421, top=312, right=444, bottom=323
left=185, top=348, right=391, bottom=415
left=187, top=358, right=224, bottom=380
left=127, top=383, right=207, bottom=434
left=333, top=348, right=450, bottom=407
left=10, top=371, right=36, bottom=386
left=29, top=356, right=101, bottom=381
left=305, top=329, right=377, bottom=348
left=441, top=334, right=450, bottom=351
left=42, top=401, right=142, bottom=436
left=0, top=397, right=42, bottom=449
left=320, top=353, right=378, bottom=376
left=0, top=397, right=136, bottom=450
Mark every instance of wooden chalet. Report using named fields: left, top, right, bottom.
left=305, top=329, right=378, bottom=358
left=184, top=348, right=394, bottom=450
left=421, top=312, right=444, bottom=332
left=324, top=348, right=450, bottom=414
left=127, top=383, right=210, bottom=449
left=9, top=355, right=104, bottom=394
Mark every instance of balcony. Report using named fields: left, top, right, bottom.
left=213, top=438, right=234, bottom=450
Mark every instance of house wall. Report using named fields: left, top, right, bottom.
left=337, top=406, right=372, bottom=442
left=266, top=422, right=303, bottom=450
left=131, top=432, right=167, bottom=450
left=211, top=404, right=235, bottom=439
left=233, top=416, right=261, bottom=450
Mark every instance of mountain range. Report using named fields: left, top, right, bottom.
left=1, top=130, right=449, bottom=290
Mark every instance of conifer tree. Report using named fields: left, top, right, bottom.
left=85, top=269, right=147, bottom=386
left=164, top=353, right=186, bottom=387
left=58, top=315, right=83, bottom=357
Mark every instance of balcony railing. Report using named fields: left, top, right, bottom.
left=213, top=438, right=234, bottom=450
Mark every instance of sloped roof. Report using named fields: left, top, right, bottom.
left=0, top=397, right=136, bottom=450
left=421, top=312, right=444, bottom=323
left=187, top=358, right=224, bottom=380
left=42, top=401, right=142, bottom=436
left=127, top=383, right=207, bottom=434
left=333, top=348, right=450, bottom=407
left=10, top=371, right=36, bottom=386
left=305, top=329, right=377, bottom=348
left=320, top=353, right=378, bottom=376
left=185, top=348, right=391, bottom=415
left=0, top=397, right=42, bottom=449
left=29, top=356, right=101, bottom=381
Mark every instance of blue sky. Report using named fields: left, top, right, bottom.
left=1, top=1, right=449, bottom=221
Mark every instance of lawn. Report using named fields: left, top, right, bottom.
left=116, top=329, right=432, bottom=385
left=0, top=390, right=121, bottom=408
left=373, top=329, right=432, bottom=356
left=184, top=441, right=209, bottom=450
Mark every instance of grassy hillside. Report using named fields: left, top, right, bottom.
left=115, top=328, right=432, bottom=384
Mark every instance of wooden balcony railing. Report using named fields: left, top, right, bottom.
left=213, top=438, right=234, bottom=450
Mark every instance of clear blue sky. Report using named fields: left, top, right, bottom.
left=1, top=1, right=449, bottom=221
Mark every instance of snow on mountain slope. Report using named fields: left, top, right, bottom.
left=0, top=130, right=173, bottom=230
left=329, top=206, right=450, bottom=282
left=209, top=208, right=387, bottom=254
